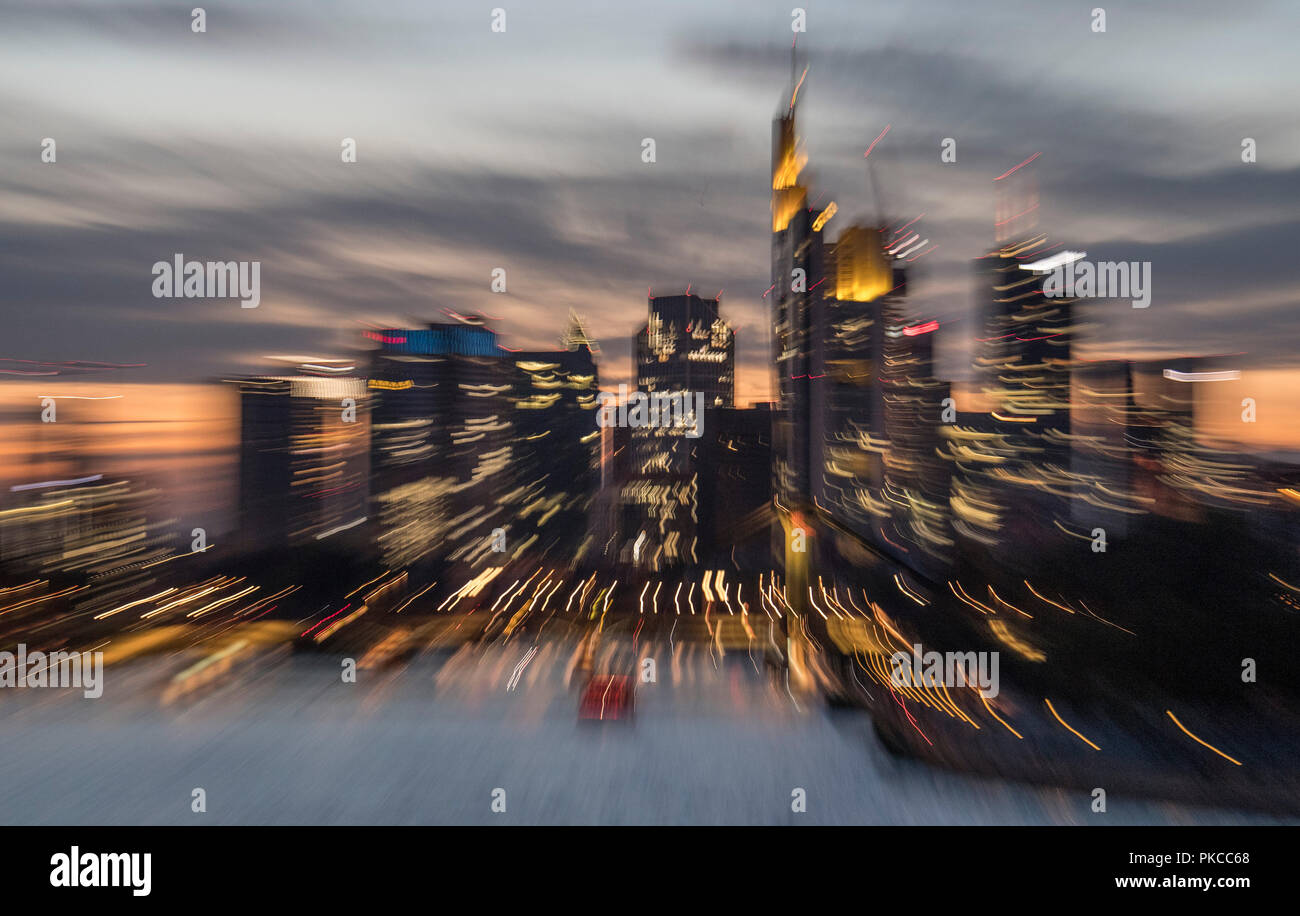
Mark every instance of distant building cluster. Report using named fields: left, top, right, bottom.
left=766, top=65, right=1300, bottom=583
left=234, top=313, right=601, bottom=573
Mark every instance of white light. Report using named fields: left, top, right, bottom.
left=894, top=237, right=929, bottom=259
left=1019, top=250, right=1087, bottom=273
left=1162, top=369, right=1241, bottom=382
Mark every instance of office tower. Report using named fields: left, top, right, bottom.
left=1068, top=359, right=1145, bottom=537
left=237, top=375, right=371, bottom=555
left=768, top=62, right=953, bottom=577
left=366, top=329, right=444, bottom=568
left=508, top=312, right=601, bottom=562
left=0, top=472, right=180, bottom=621
left=770, top=69, right=826, bottom=505
left=635, top=292, right=734, bottom=408
left=1136, top=357, right=1271, bottom=517
left=0, top=473, right=169, bottom=575
left=614, top=291, right=735, bottom=569
left=367, top=318, right=513, bottom=569
left=819, top=227, right=887, bottom=541
left=945, top=158, right=1076, bottom=562
left=596, top=405, right=771, bottom=572
left=821, top=230, right=952, bottom=574
left=590, top=421, right=633, bottom=567
left=1069, top=357, right=1291, bottom=539
left=878, top=281, right=954, bottom=574
left=694, top=405, right=774, bottom=570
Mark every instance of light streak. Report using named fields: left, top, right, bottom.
left=1162, top=369, right=1241, bottom=382
left=1044, top=698, right=1100, bottom=750
left=994, top=151, right=1040, bottom=181
left=981, top=694, right=1024, bottom=739
left=1165, top=710, right=1242, bottom=766
left=863, top=124, right=891, bottom=159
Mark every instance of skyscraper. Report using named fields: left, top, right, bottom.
left=367, top=318, right=513, bottom=569
left=237, top=374, right=371, bottom=554
left=611, top=291, right=735, bottom=569
left=365, top=312, right=601, bottom=571
left=769, top=64, right=952, bottom=577
left=770, top=69, right=823, bottom=505
left=508, top=312, right=601, bottom=562
left=944, top=157, right=1077, bottom=563
left=635, top=292, right=734, bottom=408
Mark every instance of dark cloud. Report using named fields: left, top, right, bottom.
left=0, top=0, right=1295, bottom=399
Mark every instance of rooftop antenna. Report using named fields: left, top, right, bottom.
left=788, top=34, right=807, bottom=113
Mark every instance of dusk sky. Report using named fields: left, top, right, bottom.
left=2, top=0, right=1298, bottom=406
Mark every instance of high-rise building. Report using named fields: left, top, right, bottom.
left=878, top=287, right=954, bottom=574
left=1068, top=359, right=1145, bottom=537
left=818, top=222, right=896, bottom=528
left=0, top=473, right=170, bottom=576
left=609, top=291, right=736, bottom=570
left=770, top=74, right=825, bottom=505
left=366, top=312, right=601, bottom=571
left=236, top=375, right=371, bottom=554
left=366, top=318, right=514, bottom=570
left=943, top=159, right=1077, bottom=562
left=508, top=313, right=601, bottom=562
left=694, top=405, right=774, bottom=570
left=635, top=292, right=734, bottom=408
left=769, top=64, right=952, bottom=576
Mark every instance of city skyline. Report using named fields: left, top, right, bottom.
left=0, top=0, right=1297, bottom=849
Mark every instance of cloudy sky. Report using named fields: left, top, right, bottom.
left=2, top=0, right=1297, bottom=405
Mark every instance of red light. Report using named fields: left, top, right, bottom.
left=864, top=124, right=891, bottom=159
left=891, top=213, right=924, bottom=237
left=994, top=152, right=1041, bottom=181
left=903, top=320, right=939, bottom=336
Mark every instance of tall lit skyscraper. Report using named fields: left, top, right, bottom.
left=611, top=291, right=735, bottom=570
left=635, top=292, right=734, bottom=408
left=367, top=317, right=513, bottom=569
left=770, top=64, right=823, bottom=505
left=509, top=312, right=601, bottom=562
left=366, top=312, right=600, bottom=571
left=819, top=224, right=894, bottom=537
left=944, top=157, right=1077, bottom=562
left=769, top=61, right=952, bottom=576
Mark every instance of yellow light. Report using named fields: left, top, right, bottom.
left=1165, top=709, right=1242, bottom=766
left=1044, top=698, right=1100, bottom=750
left=811, top=201, right=838, bottom=233
left=833, top=225, right=891, bottom=302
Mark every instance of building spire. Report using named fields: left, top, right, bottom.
left=562, top=309, right=598, bottom=352
left=788, top=38, right=806, bottom=113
